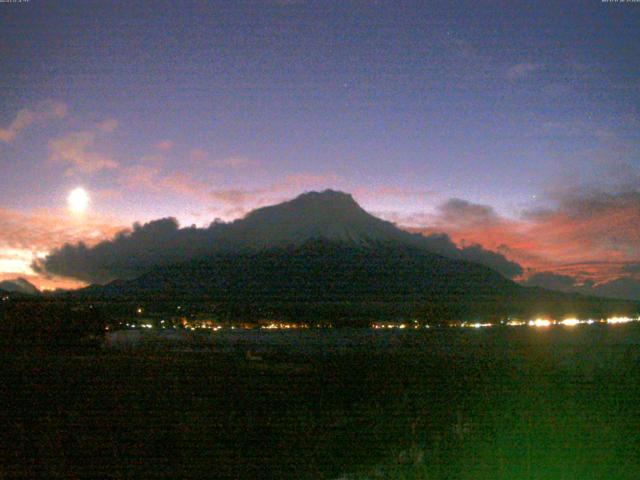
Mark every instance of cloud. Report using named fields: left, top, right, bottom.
left=398, top=185, right=640, bottom=298
left=189, top=149, right=260, bottom=169
left=0, top=206, right=125, bottom=288
left=623, top=263, right=640, bottom=274
left=160, top=172, right=213, bottom=199
left=155, top=140, right=174, bottom=151
left=457, top=244, right=523, bottom=279
left=121, top=164, right=213, bottom=201
left=0, top=207, right=124, bottom=253
left=32, top=218, right=205, bottom=283
left=522, top=271, right=579, bottom=291
left=121, top=164, right=159, bottom=189
left=121, top=156, right=339, bottom=219
left=189, top=148, right=208, bottom=162
left=400, top=198, right=529, bottom=274
left=506, top=62, right=543, bottom=80
left=0, top=248, right=38, bottom=276
left=48, top=119, right=120, bottom=175
left=437, top=198, right=501, bottom=227
left=521, top=189, right=640, bottom=268
left=32, top=217, right=220, bottom=283
left=589, top=277, right=640, bottom=301
left=0, top=101, right=67, bottom=143
left=413, top=232, right=523, bottom=279
left=522, top=270, right=640, bottom=301
left=210, top=157, right=260, bottom=169
left=209, top=189, right=257, bottom=205
left=97, top=118, right=119, bottom=133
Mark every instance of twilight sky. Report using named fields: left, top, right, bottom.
left=1, top=1, right=639, bottom=296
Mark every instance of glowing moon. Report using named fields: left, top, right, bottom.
left=68, top=187, right=89, bottom=214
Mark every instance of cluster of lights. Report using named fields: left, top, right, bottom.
left=606, top=316, right=635, bottom=324
left=528, top=318, right=552, bottom=327
left=261, top=323, right=307, bottom=330
left=501, top=316, right=638, bottom=328
left=372, top=323, right=429, bottom=330
left=369, top=316, right=640, bottom=330
left=109, top=315, right=639, bottom=333
left=558, top=318, right=596, bottom=326
left=390, top=316, right=640, bottom=330
left=373, top=323, right=407, bottom=330
left=559, top=318, right=580, bottom=326
left=124, top=322, right=158, bottom=329
left=461, top=322, right=492, bottom=329
left=121, top=321, right=224, bottom=331
left=185, top=325, right=222, bottom=331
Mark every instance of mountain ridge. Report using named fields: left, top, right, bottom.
left=58, top=188, right=638, bottom=321
left=70, top=237, right=638, bottom=323
left=0, top=278, right=40, bottom=296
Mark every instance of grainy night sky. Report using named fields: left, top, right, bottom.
left=0, top=0, right=638, bottom=294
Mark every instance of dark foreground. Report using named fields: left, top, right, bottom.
left=2, top=325, right=640, bottom=479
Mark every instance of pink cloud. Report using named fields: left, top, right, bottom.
left=96, top=118, right=119, bottom=133
left=0, top=207, right=126, bottom=289
left=0, top=101, right=67, bottom=143
left=155, top=140, right=174, bottom=151
left=189, top=148, right=208, bottom=162
left=210, top=157, right=260, bottom=169
left=121, top=164, right=213, bottom=202
left=189, top=149, right=260, bottom=169
left=404, top=190, right=640, bottom=284
left=48, top=119, right=120, bottom=175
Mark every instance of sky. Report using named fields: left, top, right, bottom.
left=0, top=0, right=639, bottom=296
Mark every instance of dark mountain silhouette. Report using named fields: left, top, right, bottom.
left=218, top=190, right=424, bottom=248
left=0, top=278, right=40, bottom=296
left=68, top=191, right=638, bottom=323
left=38, top=190, right=521, bottom=282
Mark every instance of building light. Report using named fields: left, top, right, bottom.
left=507, top=320, right=525, bottom=326
left=607, top=316, right=634, bottom=324
left=559, top=318, right=580, bottom=326
left=528, top=318, right=552, bottom=327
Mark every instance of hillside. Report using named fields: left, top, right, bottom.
left=74, top=239, right=637, bottom=324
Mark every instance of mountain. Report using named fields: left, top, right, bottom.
left=76, top=239, right=636, bottom=323
left=187, top=190, right=521, bottom=278
left=0, top=278, right=40, bottom=296
left=68, top=190, right=637, bottom=322
left=38, top=190, right=522, bottom=283
left=218, top=190, right=425, bottom=248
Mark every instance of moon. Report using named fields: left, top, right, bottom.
left=68, top=187, right=89, bottom=214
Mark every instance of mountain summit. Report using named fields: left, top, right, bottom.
left=223, top=189, right=422, bottom=248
